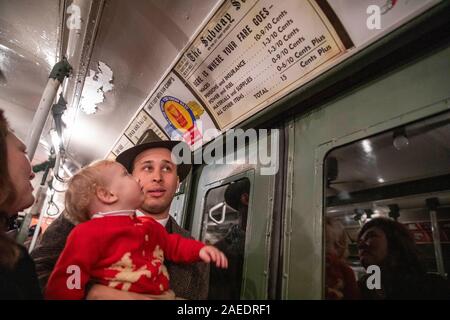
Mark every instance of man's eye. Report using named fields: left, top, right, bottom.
left=162, top=166, right=172, bottom=172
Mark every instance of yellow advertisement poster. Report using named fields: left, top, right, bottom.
left=144, top=72, right=219, bottom=150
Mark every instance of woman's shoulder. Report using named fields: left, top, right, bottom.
left=14, top=244, right=39, bottom=273
left=0, top=244, right=43, bottom=300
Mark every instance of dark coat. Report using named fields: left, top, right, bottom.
left=0, top=245, right=43, bottom=300
left=30, top=213, right=75, bottom=291
left=358, top=271, right=450, bottom=300
left=165, top=216, right=209, bottom=300
left=30, top=213, right=209, bottom=299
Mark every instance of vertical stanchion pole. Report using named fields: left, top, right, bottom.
left=25, top=58, right=72, bottom=161
left=427, top=198, right=445, bottom=277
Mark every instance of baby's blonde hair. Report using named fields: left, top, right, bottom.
left=325, top=217, right=349, bottom=260
left=65, top=160, right=116, bottom=223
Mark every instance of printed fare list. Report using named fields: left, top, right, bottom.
left=179, top=0, right=345, bottom=129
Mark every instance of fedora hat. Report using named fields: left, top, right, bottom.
left=116, top=130, right=192, bottom=181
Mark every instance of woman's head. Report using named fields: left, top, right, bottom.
left=0, top=109, right=35, bottom=216
left=0, top=109, right=35, bottom=269
left=357, top=218, right=423, bottom=274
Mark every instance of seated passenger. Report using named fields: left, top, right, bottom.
left=325, top=217, right=360, bottom=299
left=45, top=160, right=228, bottom=300
left=357, top=217, right=450, bottom=300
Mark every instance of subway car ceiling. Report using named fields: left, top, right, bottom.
left=1, top=0, right=222, bottom=167
left=325, top=111, right=450, bottom=216
left=0, top=0, right=448, bottom=171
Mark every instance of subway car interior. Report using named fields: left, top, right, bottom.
left=1, top=0, right=450, bottom=300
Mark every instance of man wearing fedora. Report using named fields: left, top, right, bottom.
left=31, top=130, right=209, bottom=299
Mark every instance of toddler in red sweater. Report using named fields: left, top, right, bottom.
left=45, top=160, right=227, bottom=299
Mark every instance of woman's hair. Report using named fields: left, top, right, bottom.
left=0, top=109, right=20, bottom=269
left=65, top=160, right=115, bottom=223
left=325, top=217, right=349, bottom=259
left=358, top=217, right=424, bottom=275
left=0, top=109, right=17, bottom=214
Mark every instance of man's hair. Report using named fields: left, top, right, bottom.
left=0, top=109, right=20, bottom=269
left=65, top=160, right=115, bottom=223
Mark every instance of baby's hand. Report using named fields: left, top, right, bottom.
left=199, top=246, right=228, bottom=269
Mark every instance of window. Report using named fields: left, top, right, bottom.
left=323, top=112, right=450, bottom=300
left=201, top=178, right=251, bottom=300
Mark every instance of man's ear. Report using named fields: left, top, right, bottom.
left=96, top=186, right=118, bottom=204
left=176, top=177, right=180, bottom=189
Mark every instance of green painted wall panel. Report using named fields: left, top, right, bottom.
left=285, top=45, right=450, bottom=299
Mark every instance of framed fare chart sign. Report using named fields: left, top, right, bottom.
left=174, top=0, right=352, bottom=130
left=110, top=0, right=353, bottom=155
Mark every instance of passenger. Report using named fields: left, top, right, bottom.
left=325, top=217, right=360, bottom=300
left=45, top=160, right=227, bottom=300
left=0, top=109, right=42, bottom=299
left=32, top=130, right=211, bottom=299
left=357, top=217, right=450, bottom=299
left=208, top=179, right=249, bottom=300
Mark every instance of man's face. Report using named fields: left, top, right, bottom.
left=132, top=148, right=179, bottom=216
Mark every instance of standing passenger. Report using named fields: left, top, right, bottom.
left=208, top=179, right=250, bottom=299
left=32, top=130, right=210, bottom=299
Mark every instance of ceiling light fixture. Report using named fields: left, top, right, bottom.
left=361, top=139, right=373, bottom=153
left=50, top=129, right=62, bottom=153
left=393, top=128, right=409, bottom=151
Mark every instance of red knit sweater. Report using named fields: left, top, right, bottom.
left=45, top=214, right=205, bottom=299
